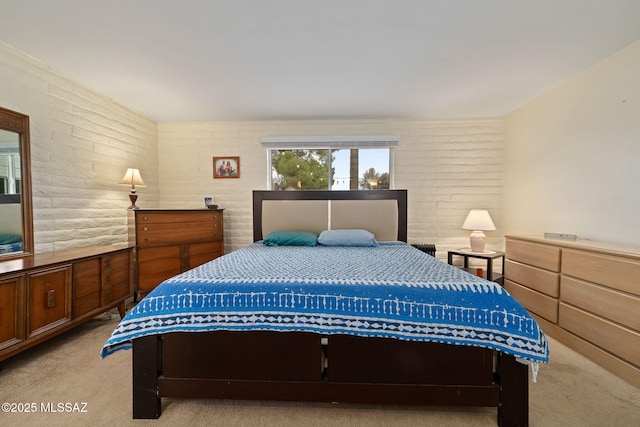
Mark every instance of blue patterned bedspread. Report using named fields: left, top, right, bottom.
left=101, top=242, right=548, bottom=363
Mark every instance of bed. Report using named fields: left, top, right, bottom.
left=102, top=190, right=548, bottom=426
left=0, top=233, right=22, bottom=254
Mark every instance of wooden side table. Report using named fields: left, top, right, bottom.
left=447, top=249, right=505, bottom=284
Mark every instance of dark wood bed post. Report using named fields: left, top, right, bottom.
left=133, top=335, right=162, bottom=419
left=497, top=353, right=529, bottom=427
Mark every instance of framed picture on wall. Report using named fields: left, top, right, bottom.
left=213, top=156, right=240, bottom=178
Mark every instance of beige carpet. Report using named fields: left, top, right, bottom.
left=1, top=309, right=638, bottom=427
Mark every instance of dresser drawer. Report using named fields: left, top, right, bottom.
left=73, top=293, right=101, bottom=318
left=102, top=250, right=131, bottom=304
left=561, top=276, right=640, bottom=331
left=137, top=211, right=222, bottom=224
left=562, top=249, right=640, bottom=296
left=72, top=258, right=102, bottom=317
left=188, top=241, right=224, bottom=269
left=0, top=275, right=25, bottom=350
left=137, top=246, right=182, bottom=293
left=506, top=239, right=561, bottom=272
left=504, top=259, right=559, bottom=297
left=504, top=279, right=558, bottom=323
left=28, top=266, right=71, bottom=337
left=137, top=220, right=222, bottom=245
left=137, top=245, right=181, bottom=265
left=559, top=303, right=640, bottom=367
left=73, top=258, right=101, bottom=299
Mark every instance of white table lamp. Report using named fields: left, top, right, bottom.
left=462, top=209, right=496, bottom=252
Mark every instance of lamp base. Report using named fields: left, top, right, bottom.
left=468, top=230, right=487, bottom=252
left=127, top=192, right=140, bottom=210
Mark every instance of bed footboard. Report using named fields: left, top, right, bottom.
left=132, top=333, right=529, bottom=426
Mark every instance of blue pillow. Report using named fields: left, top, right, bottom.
left=263, top=231, right=318, bottom=247
left=317, top=229, right=378, bottom=247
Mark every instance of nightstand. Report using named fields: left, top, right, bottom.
left=447, top=249, right=505, bottom=284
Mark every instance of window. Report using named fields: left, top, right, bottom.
left=262, top=136, right=397, bottom=191
left=0, top=152, right=20, bottom=194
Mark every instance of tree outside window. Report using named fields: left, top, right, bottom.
left=270, top=148, right=390, bottom=190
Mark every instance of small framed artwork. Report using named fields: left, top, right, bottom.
left=213, top=156, right=240, bottom=178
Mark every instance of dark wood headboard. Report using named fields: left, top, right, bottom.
left=252, top=190, right=408, bottom=242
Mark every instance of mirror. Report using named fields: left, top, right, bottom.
left=0, top=107, right=33, bottom=259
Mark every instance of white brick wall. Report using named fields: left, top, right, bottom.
left=2, top=41, right=505, bottom=259
left=1, top=42, right=159, bottom=253
left=158, top=119, right=504, bottom=258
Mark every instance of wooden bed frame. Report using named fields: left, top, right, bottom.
left=131, top=190, right=529, bottom=426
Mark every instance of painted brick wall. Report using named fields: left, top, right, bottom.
left=0, top=42, right=159, bottom=253
left=158, top=119, right=504, bottom=258
left=1, top=40, right=504, bottom=259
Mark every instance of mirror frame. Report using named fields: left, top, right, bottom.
left=0, top=107, right=33, bottom=259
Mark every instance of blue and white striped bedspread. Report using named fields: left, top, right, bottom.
left=101, top=242, right=548, bottom=362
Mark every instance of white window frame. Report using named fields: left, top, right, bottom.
left=261, top=135, right=398, bottom=190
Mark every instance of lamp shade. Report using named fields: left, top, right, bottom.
left=462, top=209, right=495, bottom=231
left=119, top=168, right=146, bottom=187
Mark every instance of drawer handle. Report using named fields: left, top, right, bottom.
left=143, top=216, right=148, bottom=221
left=143, top=227, right=148, bottom=231
left=46, top=289, right=56, bottom=308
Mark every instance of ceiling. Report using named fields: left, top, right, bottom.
left=1, top=1, right=640, bottom=122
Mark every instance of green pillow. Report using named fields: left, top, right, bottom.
left=263, top=231, right=317, bottom=247
left=0, top=233, right=21, bottom=244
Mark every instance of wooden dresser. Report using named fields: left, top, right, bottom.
left=128, top=209, right=224, bottom=297
left=504, top=234, right=640, bottom=388
left=0, top=244, right=133, bottom=362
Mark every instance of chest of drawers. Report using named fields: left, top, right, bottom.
left=129, top=209, right=224, bottom=297
left=504, top=235, right=640, bottom=388
left=0, top=244, right=133, bottom=362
